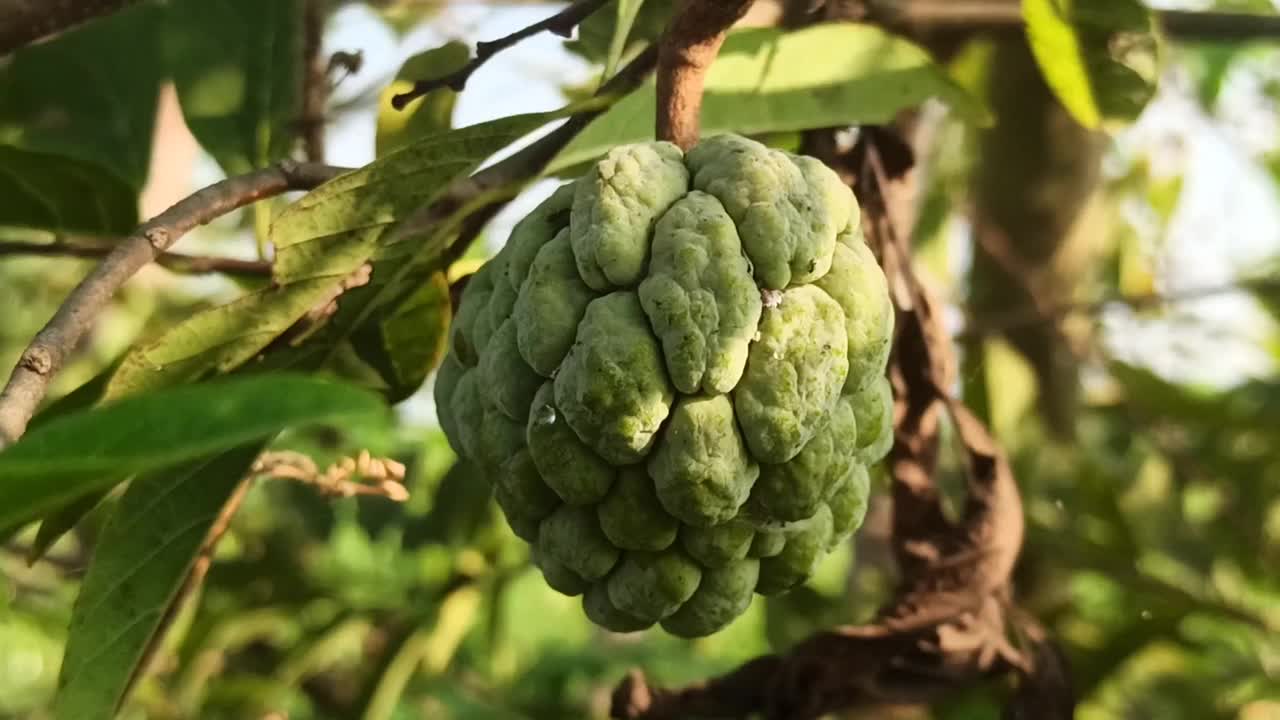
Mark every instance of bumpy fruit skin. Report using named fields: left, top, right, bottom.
left=435, top=134, right=895, bottom=637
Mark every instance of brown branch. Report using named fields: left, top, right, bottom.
left=301, top=0, right=328, bottom=163
left=654, top=0, right=755, bottom=150
left=389, top=0, right=611, bottom=110
left=0, top=239, right=273, bottom=277
left=0, top=0, right=141, bottom=56
left=877, top=1, right=1280, bottom=43
left=0, top=161, right=348, bottom=447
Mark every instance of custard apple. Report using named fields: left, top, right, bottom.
left=434, top=134, right=894, bottom=637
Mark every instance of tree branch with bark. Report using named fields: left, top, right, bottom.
left=0, top=238, right=273, bottom=277
left=654, top=0, right=756, bottom=149
left=0, top=0, right=140, bottom=56
left=0, top=161, right=348, bottom=447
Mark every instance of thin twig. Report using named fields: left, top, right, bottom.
left=0, top=161, right=348, bottom=447
left=0, top=0, right=141, bottom=56
left=654, top=0, right=756, bottom=149
left=0, top=239, right=273, bottom=277
left=390, top=0, right=611, bottom=110
left=301, top=0, right=328, bottom=163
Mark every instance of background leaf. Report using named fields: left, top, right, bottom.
left=549, top=23, right=991, bottom=173
left=53, top=443, right=265, bottom=720
left=604, top=0, right=646, bottom=82
left=0, top=146, right=137, bottom=234
left=0, top=374, right=386, bottom=530
left=164, top=0, right=304, bottom=175
left=1022, top=0, right=1160, bottom=129
left=565, top=0, right=671, bottom=66
left=376, top=42, right=469, bottom=158
left=0, top=3, right=162, bottom=232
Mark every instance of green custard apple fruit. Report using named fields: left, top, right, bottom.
left=434, top=134, right=895, bottom=637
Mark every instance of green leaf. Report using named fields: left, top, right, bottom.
left=1022, top=0, right=1160, bottom=129
left=104, top=110, right=564, bottom=398
left=0, top=374, right=385, bottom=530
left=376, top=42, right=469, bottom=158
left=0, top=3, right=162, bottom=232
left=164, top=0, right=304, bottom=175
left=604, top=0, right=646, bottom=81
left=53, top=443, right=265, bottom=720
left=0, top=146, right=138, bottom=234
left=0, top=3, right=161, bottom=187
left=350, top=270, right=453, bottom=403
left=549, top=23, right=991, bottom=173
left=566, top=0, right=671, bottom=65
left=404, top=459, right=493, bottom=549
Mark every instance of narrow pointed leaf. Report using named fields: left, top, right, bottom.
left=53, top=443, right=266, bottom=720
left=0, top=374, right=386, bottom=530
left=604, top=0, right=646, bottom=81
left=105, top=110, right=565, bottom=398
left=550, top=23, right=991, bottom=173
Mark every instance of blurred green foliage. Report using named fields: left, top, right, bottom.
left=2, top=1, right=1280, bottom=719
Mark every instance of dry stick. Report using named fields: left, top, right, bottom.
left=0, top=240, right=273, bottom=277
left=0, top=161, right=348, bottom=447
left=389, top=0, right=610, bottom=110
left=300, top=0, right=328, bottom=163
left=654, top=0, right=756, bottom=150
left=0, top=0, right=141, bottom=55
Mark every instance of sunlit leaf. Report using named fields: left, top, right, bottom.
left=1022, top=0, right=1160, bottom=129
left=550, top=23, right=991, bottom=173
left=376, top=42, right=469, bottom=157
left=105, top=110, right=565, bottom=398
left=164, top=0, right=304, bottom=174
left=0, top=374, right=386, bottom=530
left=53, top=443, right=265, bottom=720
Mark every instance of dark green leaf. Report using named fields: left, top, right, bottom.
left=404, top=459, right=493, bottom=549
left=0, top=147, right=138, bottom=234
left=0, top=3, right=161, bottom=189
left=105, top=110, right=565, bottom=398
left=566, top=0, right=671, bottom=65
left=164, top=0, right=304, bottom=174
left=550, top=23, right=991, bottom=173
left=351, top=270, right=453, bottom=403
left=1022, top=0, right=1160, bottom=129
left=376, top=42, right=469, bottom=158
left=0, top=374, right=385, bottom=530
left=53, top=443, right=265, bottom=720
